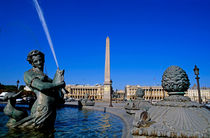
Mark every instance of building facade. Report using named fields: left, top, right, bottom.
left=125, top=85, right=168, bottom=101
left=115, top=90, right=125, bottom=101
left=65, top=82, right=210, bottom=103
left=65, top=84, right=104, bottom=100
left=185, top=88, right=210, bottom=103
left=125, top=85, right=210, bottom=103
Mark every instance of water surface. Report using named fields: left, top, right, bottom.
left=0, top=104, right=123, bottom=137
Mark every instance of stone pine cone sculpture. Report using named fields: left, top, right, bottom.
left=161, top=65, right=190, bottom=95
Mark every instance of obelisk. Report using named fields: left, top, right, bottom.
left=103, top=36, right=112, bottom=102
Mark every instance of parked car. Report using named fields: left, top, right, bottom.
left=65, top=97, right=75, bottom=102
left=16, top=98, right=24, bottom=103
left=0, top=92, right=8, bottom=101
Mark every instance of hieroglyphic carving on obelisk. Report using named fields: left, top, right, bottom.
left=103, top=36, right=112, bottom=102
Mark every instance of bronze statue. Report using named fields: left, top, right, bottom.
left=78, top=94, right=95, bottom=106
left=124, top=88, right=151, bottom=115
left=3, top=50, right=66, bottom=132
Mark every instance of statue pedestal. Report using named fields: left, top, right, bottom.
left=132, top=96, right=210, bottom=137
left=125, top=98, right=151, bottom=115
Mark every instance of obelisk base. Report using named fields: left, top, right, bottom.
left=103, top=84, right=111, bottom=102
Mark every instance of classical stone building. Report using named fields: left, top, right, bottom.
left=185, top=88, right=210, bottom=103
left=125, top=84, right=210, bottom=103
left=65, top=84, right=104, bottom=100
left=125, top=85, right=168, bottom=101
left=125, top=85, right=141, bottom=100
left=115, top=90, right=125, bottom=101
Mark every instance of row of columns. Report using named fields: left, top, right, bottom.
left=67, top=88, right=103, bottom=100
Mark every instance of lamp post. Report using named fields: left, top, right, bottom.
left=193, top=65, right=202, bottom=104
left=109, top=85, right=113, bottom=107
left=16, top=80, right=20, bottom=91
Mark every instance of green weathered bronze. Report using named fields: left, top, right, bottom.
left=125, top=88, right=151, bottom=115
left=135, top=88, right=145, bottom=99
left=3, top=50, right=66, bottom=132
left=161, top=65, right=190, bottom=95
left=78, top=94, right=95, bottom=106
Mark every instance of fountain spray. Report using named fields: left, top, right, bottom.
left=33, top=0, right=59, bottom=68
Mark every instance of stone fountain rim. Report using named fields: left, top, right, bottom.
left=82, top=105, right=132, bottom=138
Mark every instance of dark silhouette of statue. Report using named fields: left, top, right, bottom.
left=78, top=94, right=95, bottom=106
left=3, top=50, right=66, bottom=132
left=125, top=88, right=151, bottom=115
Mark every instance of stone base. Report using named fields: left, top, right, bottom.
left=102, top=100, right=111, bottom=103
left=103, top=84, right=111, bottom=102
left=132, top=96, right=210, bottom=137
left=125, top=99, right=151, bottom=115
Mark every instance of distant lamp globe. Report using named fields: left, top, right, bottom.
left=193, top=65, right=199, bottom=75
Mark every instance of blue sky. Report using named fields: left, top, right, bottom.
left=0, top=0, right=209, bottom=90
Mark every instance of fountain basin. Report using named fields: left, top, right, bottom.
left=0, top=104, right=123, bottom=137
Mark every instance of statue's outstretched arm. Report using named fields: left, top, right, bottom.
left=31, top=78, right=65, bottom=91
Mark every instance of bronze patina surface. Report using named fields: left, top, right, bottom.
left=3, top=50, right=66, bottom=132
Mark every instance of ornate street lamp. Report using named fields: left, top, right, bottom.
left=193, top=65, right=202, bottom=104
left=16, top=80, right=20, bottom=91
left=109, top=84, right=113, bottom=107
